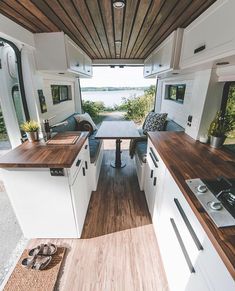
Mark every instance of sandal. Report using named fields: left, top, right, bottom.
left=22, top=255, right=52, bottom=270
left=29, top=243, right=57, bottom=256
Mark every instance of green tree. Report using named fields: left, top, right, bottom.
left=122, top=85, right=156, bottom=123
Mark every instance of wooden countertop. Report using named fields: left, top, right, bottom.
left=0, top=132, right=89, bottom=168
left=148, top=131, right=235, bottom=279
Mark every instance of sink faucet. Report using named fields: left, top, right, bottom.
left=43, top=116, right=68, bottom=140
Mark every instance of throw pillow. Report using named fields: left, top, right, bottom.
left=143, top=112, right=168, bottom=134
left=77, top=120, right=93, bottom=134
left=74, top=112, right=98, bottom=131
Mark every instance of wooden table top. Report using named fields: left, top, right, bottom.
left=148, top=131, right=235, bottom=279
left=95, top=121, right=140, bottom=139
left=0, top=132, right=89, bottom=168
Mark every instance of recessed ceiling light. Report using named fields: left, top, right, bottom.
left=113, top=0, right=125, bottom=9
left=115, top=40, right=122, bottom=45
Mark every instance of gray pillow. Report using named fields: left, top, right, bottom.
left=143, top=112, right=168, bottom=134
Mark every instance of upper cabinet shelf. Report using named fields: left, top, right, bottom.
left=143, top=28, right=183, bottom=78
left=34, top=32, right=93, bottom=77
left=180, top=0, right=235, bottom=69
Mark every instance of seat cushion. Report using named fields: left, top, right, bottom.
left=143, top=112, right=168, bottom=134
left=89, top=130, right=101, bottom=164
left=135, top=141, right=147, bottom=163
left=165, top=120, right=184, bottom=131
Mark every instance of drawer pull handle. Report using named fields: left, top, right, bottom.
left=174, top=198, right=203, bottom=251
left=150, top=169, right=154, bottom=178
left=153, top=177, right=157, bottom=186
left=85, top=161, right=88, bottom=170
left=170, top=218, right=195, bottom=274
left=82, top=167, right=86, bottom=176
left=85, top=145, right=88, bottom=149
left=150, top=147, right=159, bottom=162
left=76, top=159, right=81, bottom=167
left=149, top=152, right=158, bottom=168
left=194, top=44, right=206, bottom=54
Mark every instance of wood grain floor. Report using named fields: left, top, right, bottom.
left=28, top=148, right=168, bottom=291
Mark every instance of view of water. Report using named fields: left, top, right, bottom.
left=81, top=90, right=145, bottom=107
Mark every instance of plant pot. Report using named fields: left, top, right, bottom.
left=209, top=135, right=226, bottom=148
left=26, top=131, right=39, bottom=142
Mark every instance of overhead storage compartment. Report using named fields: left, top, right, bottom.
left=34, top=32, right=93, bottom=77
left=180, top=0, right=235, bottom=69
left=143, top=28, right=183, bottom=78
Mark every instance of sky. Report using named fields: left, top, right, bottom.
left=80, top=66, right=156, bottom=87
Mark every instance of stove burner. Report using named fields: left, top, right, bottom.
left=208, top=201, right=223, bottom=211
left=186, top=177, right=235, bottom=227
left=197, top=184, right=208, bottom=193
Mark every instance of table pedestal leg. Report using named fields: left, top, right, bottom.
left=111, top=139, right=126, bottom=168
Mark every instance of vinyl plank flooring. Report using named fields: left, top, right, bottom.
left=27, top=149, right=168, bottom=291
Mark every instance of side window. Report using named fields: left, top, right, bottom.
left=222, top=82, right=235, bottom=146
left=12, top=84, right=26, bottom=128
left=51, top=85, right=72, bottom=104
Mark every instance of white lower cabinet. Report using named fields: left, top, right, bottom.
left=144, top=139, right=166, bottom=217
left=146, top=139, right=235, bottom=290
left=70, top=161, right=89, bottom=237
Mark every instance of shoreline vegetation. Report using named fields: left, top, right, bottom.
left=82, top=85, right=156, bottom=124
left=81, top=86, right=149, bottom=92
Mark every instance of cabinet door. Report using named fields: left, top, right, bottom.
left=66, top=37, right=85, bottom=73
left=180, top=0, right=235, bottom=68
left=71, top=162, right=88, bottom=237
left=144, top=55, right=153, bottom=77
left=84, top=55, right=93, bottom=76
left=144, top=161, right=156, bottom=216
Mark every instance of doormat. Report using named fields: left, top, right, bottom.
left=4, top=247, right=66, bottom=291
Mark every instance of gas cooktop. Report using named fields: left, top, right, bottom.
left=186, top=176, right=235, bottom=228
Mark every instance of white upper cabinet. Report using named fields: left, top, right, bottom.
left=34, top=32, right=93, bottom=77
left=180, top=0, right=235, bottom=69
left=144, top=28, right=183, bottom=77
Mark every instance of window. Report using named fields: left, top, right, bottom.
left=221, top=82, right=235, bottom=147
left=51, top=85, right=72, bottom=104
left=165, top=84, right=186, bottom=103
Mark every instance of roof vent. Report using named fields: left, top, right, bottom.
left=113, top=0, right=125, bottom=9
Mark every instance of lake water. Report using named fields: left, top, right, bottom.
left=81, top=90, right=145, bottom=107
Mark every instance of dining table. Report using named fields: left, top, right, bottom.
left=95, top=120, right=140, bottom=168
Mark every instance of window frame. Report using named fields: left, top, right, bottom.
left=51, top=85, right=72, bottom=105
left=165, top=84, right=186, bottom=104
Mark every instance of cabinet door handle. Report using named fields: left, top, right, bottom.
left=150, top=169, right=154, bottom=178
left=149, top=152, right=158, bottom=168
left=153, top=177, right=157, bottom=186
left=76, top=159, right=81, bottom=167
left=150, top=147, right=159, bottom=162
left=170, top=218, right=195, bottom=274
left=82, top=167, right=86, bottom=176
left=174, top=198, right=203, bottom=251
left=194, top=44, right=206, bottom=54
left=85, top=161, right=88, bottom=170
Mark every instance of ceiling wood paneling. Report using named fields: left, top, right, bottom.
left=0, top=0, right=217, bottom=59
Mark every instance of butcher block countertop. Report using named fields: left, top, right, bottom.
left=148, top=131, right=235, bottom=279
left=0, top=132, right=89, bottom=168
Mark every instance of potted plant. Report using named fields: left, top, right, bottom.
left=20, top=120, right=40, bottom=142
left=208, top=111, right=235, bottom=148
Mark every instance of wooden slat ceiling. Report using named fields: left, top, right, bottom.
left=0, top=0, right=217, bottom=60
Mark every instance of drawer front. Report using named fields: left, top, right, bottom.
left=69, top=140, right=89, bottom=184
left=165, top=170, right=235, bottom=290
